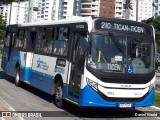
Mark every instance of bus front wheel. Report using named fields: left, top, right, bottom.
left=15, top=67, right=20, bottom=87
left=54, top=81, right=64, bottom=108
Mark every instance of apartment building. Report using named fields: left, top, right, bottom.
left=0, top=4, right=9, bottom=24
left=58, top=0, right=75, bottom=19
left=154, top=0, right=160, bottom=17
left=80, top=0, right=100, bottom=17
left=114, top=0, right=123, bottom=18
left=125, top=0, right=153, bottom=22
left=37, top=0, right=54, bottom=21
left=79, top=0, right=123, bottom=18
left=99, top=0, right=115, bottom=17
left=0, top=2, right=28, bottom=25
left=26, top=0, right=39, bottom=22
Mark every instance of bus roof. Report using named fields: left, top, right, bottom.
left=92, top=17, right=151, bottom=27
left=19, top=16, right=92, bottom=27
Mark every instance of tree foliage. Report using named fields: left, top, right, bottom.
left=125, top=0, right=133, bottom=10
left=143, top=16, right=160, bottom=40
left=143, top=16, right=160, bottom=52
left=0, top=15, right=6, bottom=40
left=123, top=0, right=133, bottom=18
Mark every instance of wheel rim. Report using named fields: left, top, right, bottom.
left=15, top=71, right=19, bottom=83
left=55, top=85, right=62, bottom=101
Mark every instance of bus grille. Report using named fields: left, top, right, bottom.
left=98, top=91, right=149, bottom=102
left=101, top=77, right=150, bottom=84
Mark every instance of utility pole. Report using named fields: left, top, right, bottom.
left=28, top=0, right=32, bottom=23
left=9, top=3, right=12, bottom=25
left=136, top=0, right=138, bottom=21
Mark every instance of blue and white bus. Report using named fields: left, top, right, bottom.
left=1, top=17, right=156, bottom=108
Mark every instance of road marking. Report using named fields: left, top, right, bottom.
left=0, top=97, right=25, bottom=120
left=153, top=115, right=160, bottom=119
left=0, top=117, right=5, bottom=120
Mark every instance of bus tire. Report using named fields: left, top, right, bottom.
left=15, top=67, right=20, bottom=87
left=54, top=81, right=64, bottom=108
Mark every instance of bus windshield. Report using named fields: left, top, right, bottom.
left=87, top=33, right=154, bottom=74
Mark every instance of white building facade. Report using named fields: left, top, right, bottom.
left=126, top=0, right=153, bottom=22
left=115, top=0, right=124, bottom=18
left=0, top=2, right=28, bottom=25
left=57, top=0, right=75, bottom=20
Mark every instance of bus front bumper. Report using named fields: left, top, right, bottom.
left=79, top=85, right=155, bottom=108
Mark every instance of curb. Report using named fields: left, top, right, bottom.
left=151, top=106, right=160, bottom=111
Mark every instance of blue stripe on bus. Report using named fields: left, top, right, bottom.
left=79, top=85, right=155, bottom=107
left=30, top=70, right=54, bottom=94
left=20, top=67, right=32, bottom=81
left=32, top=70, right=54, bottom=78
left=9, top=50, right=21, bottom=77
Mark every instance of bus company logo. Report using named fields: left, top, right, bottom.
left=37, top=58, right=49, bottom=70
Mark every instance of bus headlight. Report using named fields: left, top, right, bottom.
left=149, top=83, right=155, bottom=92
left=86, top=78, right=98, bottom=90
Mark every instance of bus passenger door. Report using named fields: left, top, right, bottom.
left=2, top=32, right=16, bottom=72
left=22, top=31, right=36, bottom=83
left=68, top=32, right=86, bottom=102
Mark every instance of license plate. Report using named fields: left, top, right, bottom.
left=119, top=103, right=132, bottom=108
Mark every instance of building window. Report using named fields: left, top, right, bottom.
left=109, top=11, right=112, bottom=14
left=103, top=6, right=106, bottom=8
left=82, top=5, right=91, bottom=8
left=63, top=2, right=67, bottom=5
left=109, top=0, right=112, bottom=3
left=155, top=12, right=158, bottom=17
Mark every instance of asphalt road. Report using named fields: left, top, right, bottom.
left=0, top=69, right=160, bottom=120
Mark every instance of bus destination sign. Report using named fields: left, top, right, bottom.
left=95, top=20, right=151, bottom=34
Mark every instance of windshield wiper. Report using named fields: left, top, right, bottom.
left=109, top=32, right=124, bottom=53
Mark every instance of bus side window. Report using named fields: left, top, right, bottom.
left=15, top=29, right=26, bottom=50
left=40, top=28, right=53, bottom=54
left=35, top=28, right=42, bottom=53
left=53, top=27, right=69, bottom=56
left=29, top=32, right=36, bottom=51
left=5, top=30, right=11, bottom=47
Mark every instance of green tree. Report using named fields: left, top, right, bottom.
left=153, top=16, right=160, bottom=40
left=123, top=0, right=133, bottom=18
left=144, top=16, right=160, bottom=40
left=143, top=16, right=160, bottom=52
left=0, top=15, right=6, bottom=40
